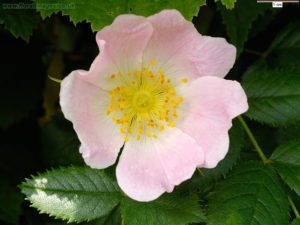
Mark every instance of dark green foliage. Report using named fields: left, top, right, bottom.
left=271, top=140, right=300, bottom=196
left=90, top=206, right=121, bottom=225
left=41, top=115, right=83, bottom=167
left=207, top=162, right=289, bottom=225
left=241, top=21, right=300, bottom=127
left=121, top=191, right=206, bottom=225
left=34, top=0, right=206, bottom=31
left=291, top=219, right=300, bottom=225
left=242, top=69, right=300, bottom=126
left=219, top=0, right=269, bottom=55
left=0, top=0, right=40, bottom=41
left=0, top=180, right=23, bottom=225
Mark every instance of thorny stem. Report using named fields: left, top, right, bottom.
left=238, top=115, right=300, bottom=219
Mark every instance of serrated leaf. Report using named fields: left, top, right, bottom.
left=20, top=167, right=121, bottom=223
left=200, top=119, right=245, bottom=184
left=271, top=140, right=300, bottom=197
left=207, top=162, right=289, bottom=225
left=121, top=191, right=205, bottom=225
left=219, top=0, right=269, bottom=55
left=242, top=68, right=300, bottom=126
left=0, top=0, right=40, bottom=41
left=41, top=114, right=83, bottom=167
left=129, top=0, right=205, bottom=20
left=34, top=0, right=205, bottom=31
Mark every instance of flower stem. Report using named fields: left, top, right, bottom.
left=238, top=115, right=300, bottom=219
left=237, top=116, right=269, bottom=164
left=289, top=196, right=300, bottom=219
left=48, top=75, right=62, bottom=83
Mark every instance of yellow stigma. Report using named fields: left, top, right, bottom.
left=106, top=60, right=187, bottom=141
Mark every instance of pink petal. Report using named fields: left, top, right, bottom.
left=194, top=36, right=236, bottom=78
left=60, top=70, right=124, bottom=168
left=178, top=76, right=248, bottom=168
left=116, top=128, right=203, bottom=202
left=86, top=14, right=153, bottom=90
left=143, top=10, right=236, bottom=81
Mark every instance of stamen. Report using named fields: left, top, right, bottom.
left=180, top=78, right=188, bottom=83
left=106, top=60, right=185, bottom=141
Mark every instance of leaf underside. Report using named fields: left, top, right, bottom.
left=20, top=167, right=121, bottom=223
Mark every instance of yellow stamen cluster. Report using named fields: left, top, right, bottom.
left=106, top=60, right=187, bottom=141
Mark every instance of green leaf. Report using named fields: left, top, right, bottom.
left=291, top=219, right=300, bottom=225
left=217, top=0, right=237, bottom=9
left=219, top=0, right=269, bottom=55
left=241, top=22, right=300, bottom=126
left=200, top=119, right=245, bottom=184
left=121, top=191, right=206, bottom=225
left=242, top=68, right=300, bottom=126
left=129, top=0, right=205, bottom=20
left=269, top=22, right=300, bottom=51
left=271, top=140, right=300, bottom=197
left=90, top=206, right=121, bottom=225
left=276, top=126, right=300, bottom=145
left=267, top=22, right=300, bottom=67
left=41, top=114, right=83, bottom=167
left=0, top=0, right=40, bottom=41
left=207, top=162, right=289, bottom=225
left=20, top=167, right=121, bottom=223
left=34, top=0, right=205, bottom=31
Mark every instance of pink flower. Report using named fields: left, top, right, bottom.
left=59, top=10, right=248, bottom=202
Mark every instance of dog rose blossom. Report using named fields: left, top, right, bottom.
left=59, top=10, right=248, bottom=201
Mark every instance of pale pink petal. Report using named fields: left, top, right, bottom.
left=86, top=15, right=153, bottom=90
left=178, top=76, right=248, bottom=168
left=193, top=36, right=236, bottom=78
left=116, top=128, right=203, bottom=202
left=143, top=10, right=236, bottom=81
left=60, top=70, right=124, bottom=168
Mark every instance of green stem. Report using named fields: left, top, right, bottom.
left=121, top=218, right=125, bottom=225
left=289, top=196, right=300, bottom=219
left=237, top=116, right=269, bottom=164
left=197, top=168, right=204, bottom=176
left=48, top=75, right=62, bottom=83
left=238, top=115, right=300, bottom=219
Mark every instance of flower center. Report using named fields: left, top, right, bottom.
left=132, top=90, right=153, bottom=112
left=106, top=60, right=187, bottom=141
